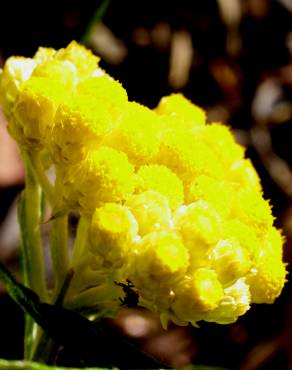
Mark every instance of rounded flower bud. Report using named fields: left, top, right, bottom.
left=196, top=123, right=245, bottom=168
left=174, top=201, right=222, bottom=268
left=105, top=102, right=162, bottom=165
left=247, top=228, right=287, bottom=303
left=157, top=128, right=225, bottom=183
left=172, top=268, right=224, bottom=324
left=125, top=190, right=172, bottom=236
left=232, top=188, right=274, bottom=236
left=63, top=146, right=135, bottom=215
left=32, top=59, right=78, bottom=90
left=77, top=74, right=128, bottom=120
left=33, top=47, right=56, bottom=63
left=204, top=278, right=251, bottom=324
left=0, top=57, right=36, bottom=116
left=12, top=77, right=68, bottom=149
left=223, top=220, right=260, bottom=259
left=186, top=175, right=233, bottom=216
left=136, top=164, right=184, bottom=210
left=229, top=159, right=262, bottom=192
left=155, top=93, right=206, bottom=129
left=89, top=203, right=138, bottom=268
left=209, top=239, right=252, bottom=285
left=54, top=40, right=100, bottom=78
left=50, top=95, right=114, bottom=165
left=131, top=231, right=189, bottom=293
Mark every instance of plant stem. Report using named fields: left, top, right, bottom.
left=71, top=216, right=90, bottom=268
left=80, top=0, right=112, bottom=45
left=49, top=215, right=69, bottom=296
left=29, top=153, right=54, bottom=206
left=19, top=153, right=48, bottom=359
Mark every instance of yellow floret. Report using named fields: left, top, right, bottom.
left=55, top=40, right=100, bottom=78
left=77, top=75, right=128, bottom=119
left=172, top=269, right=224, bottom=324
left=0, top=56, right=36, bottom=116
left=229, top=159, right=262, bottom=192
left=12, top=77, right=68, bottom=149
left=89, top=203, right=138, bottom=268
left=204, top=278, right=251, bottom=324
left=222, top=219, right=260, bottom=259
left=105, top=102, right=162, bottom=165
left=186, top=175, right=234, bottom=216
left=174, top=201, right=222, bottom=268
left=158, top=129, right=225, bottom=183
left=136, top=164, right=184, bottom=210
left=125, top=190, right=172, bottom=236
left=33, top=47, right=56, bottom=63
left=196, top=123, right=244, bottom=168
left=232, top=189, right=274, bottom=236
left=63, top=146, right=135, bottom=215
left=209, top=239, right=252, bottom=285
left=32, top=59, right=78, bottom=90
left=132, top=231, right=189, bottom=291
left=155, top=93, right=206, bottom=128
left=247, top=227, right=287, bottom=303
left=50, top=95, right=115, bottom=165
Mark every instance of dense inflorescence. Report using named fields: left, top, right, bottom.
left=0, top=41, right=287, bottom=327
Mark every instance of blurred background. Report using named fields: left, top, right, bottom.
left=0, top=0, right=292, bottom=369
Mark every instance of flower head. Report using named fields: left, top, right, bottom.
left=0, top=42, right=287, bottom=327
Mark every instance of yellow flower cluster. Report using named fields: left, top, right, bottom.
left=0, top=42, right=287, bottom=326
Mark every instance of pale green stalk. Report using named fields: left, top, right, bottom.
left=70, top=216, right=90, bottom=268
left=19, top=153, right=48, bottom=359
left=49, top=215, right=69, bottom=295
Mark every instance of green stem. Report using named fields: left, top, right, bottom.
left=29, top=153, right=54, bottom=206
left=49, top=215, right=69, bottom=296
left=70, top=216, right=90, bottom=268
left=80, top=0, right=112, bottom=45
left=19, top=153, right=48, bottom=359
left=0, top=359, right=108, bottom=370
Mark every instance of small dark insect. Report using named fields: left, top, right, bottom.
left=115, top=279, right=139, bottom=308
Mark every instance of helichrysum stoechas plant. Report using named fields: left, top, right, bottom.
left=0, top=41, right=287, bottom=362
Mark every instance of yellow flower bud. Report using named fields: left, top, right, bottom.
left=131, top=231, right=189, bottom=293
left=54, top=40, right=100, bottom=78
left=187, top=175, right=233, bottom=216
left=174, top=201, right=222, bottom=268
left=136, top=164, right=184, bottom=210
left=204, top=278, right=251, bottom=324
left=33, top=47, right=56, bottom=63
left=50, top=95, right=114, bottom=165
left=12, top=77, right=68, bottom=149
left=0, top=57, right=36, bottom=116
left=125, top=190, right=172, bottom=236
left=229, top=159, right=262, bottom=192
left=32, top=59, right=78, bottom=90
left=223, top=219, right=260, bottom=259
left=209, top=239, right=252, bottom=285
left=196, top=123, right=245, bottom=168
left=158, top=128, right=225, bottom=183
left=105, top=102, right=162, bottom=165
left=172, top=268, right=224, bottom=323
left=89, top=203, right=138, bottom=268
left=232, top=189, right=273, bottom=236
left=63, top=146, right=135, bottom=215
left=247, top=228, right=287, bottom=303
left=155, top=93, right=206, bottom=128
left=77, top=74, right=128, bottom=119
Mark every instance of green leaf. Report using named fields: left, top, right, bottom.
left=0, top=263, right=169, bottom=369
left=0, top=358, right=108, bottom=370
left=182, top=365, right=229, bottom=370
